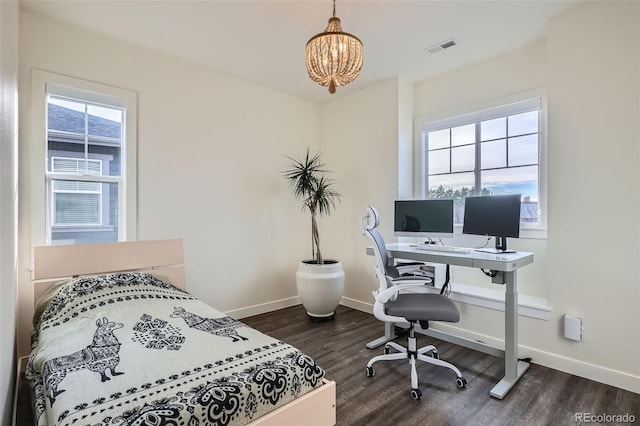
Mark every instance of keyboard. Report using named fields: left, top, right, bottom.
left=411, top=244, right=473, bottom=254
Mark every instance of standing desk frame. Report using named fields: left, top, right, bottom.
left=366, top=243, right=534, bottom=399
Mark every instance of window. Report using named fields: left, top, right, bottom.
left=31, top=70, right=137, bottom=246
left=416, top=96, right=546, bottom=231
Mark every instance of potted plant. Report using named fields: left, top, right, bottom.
left=283, top=148, right=344, bottom=320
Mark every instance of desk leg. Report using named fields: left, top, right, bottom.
left=490, top=270, right=530, bottom=399
left=366, top=321, right=397, bottom=349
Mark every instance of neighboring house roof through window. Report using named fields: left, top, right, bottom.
left=48, top=103, right=121, bottom=138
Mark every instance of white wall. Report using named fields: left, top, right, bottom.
left=0, top=1, right=19, bottom=423
left=319, top=77, right=415, bottom=309
left=320, top=79, right=402, bottom=309
left=322, top=1, right=639, bottom=392
left=17, top=10, right=320, bottom=356
left=544, top=0, right=639, bottom=390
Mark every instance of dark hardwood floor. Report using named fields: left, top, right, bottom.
left=242, top=305, right=640, bottom=426
left=16, top=305, right=639, bottom=425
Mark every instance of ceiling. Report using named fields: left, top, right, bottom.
left=19, top=0, right=583, bottom=103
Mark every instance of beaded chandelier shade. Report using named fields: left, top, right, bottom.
left=306, top=0, right=363, bottom=94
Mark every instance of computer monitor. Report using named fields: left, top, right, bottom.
left=462, top=194, right=521, bottom=253
left=393, top=199, right=454, bottom=239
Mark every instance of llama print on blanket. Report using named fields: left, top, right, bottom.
left=171, top=307, right=248, bottom=342
left=42, top=317, right=124, bottom=405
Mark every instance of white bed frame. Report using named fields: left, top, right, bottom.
left=24, top=239, right=336, bottom=426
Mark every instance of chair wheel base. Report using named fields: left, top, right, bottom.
left=411, top=389, right=422, bottom=400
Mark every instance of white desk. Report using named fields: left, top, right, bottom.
left=366, top=243, right=534, bottom=399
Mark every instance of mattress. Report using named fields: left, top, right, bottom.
left=26, top=272, right=325, bottom=426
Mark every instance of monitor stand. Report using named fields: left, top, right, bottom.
left=475, top=236, right=516, bottom=254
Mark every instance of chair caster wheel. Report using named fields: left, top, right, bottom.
left=410, top=389, right=422, bottom=400
left=456, top=377, right=467, bottom=388
left=366, top=366, right=375, bottom=377
left=429, top=351, right=439, bottom=360
left=383, top=346, right=391, bottom=355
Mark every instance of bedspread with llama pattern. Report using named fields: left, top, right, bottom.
left=26, top=273, right=325, bottom=426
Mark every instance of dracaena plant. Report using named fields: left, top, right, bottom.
left=283, top=149, right=340, bottom=265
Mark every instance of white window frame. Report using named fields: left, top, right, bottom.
left=30, top=69, right=137, bottom=247
left=414, top=90, right=548, bottom=239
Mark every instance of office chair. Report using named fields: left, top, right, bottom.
left=361, top=210, right=434, bottom=283
left=362, top=206, right=466, bottom=400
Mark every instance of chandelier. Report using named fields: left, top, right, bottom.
left=305, top=0, right=363, bottom=94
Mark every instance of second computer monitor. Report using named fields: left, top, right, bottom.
left=462, top=194, right=521, bottom=252
left=394, top=199, right=454, bottom=239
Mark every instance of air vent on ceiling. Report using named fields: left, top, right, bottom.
left=424, top=38, right=457, bottom=55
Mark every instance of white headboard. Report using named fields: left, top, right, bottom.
left=32, top=239, right=186, bottom=300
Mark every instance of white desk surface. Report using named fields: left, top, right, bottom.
left=380, top=243, right=534, bottom=272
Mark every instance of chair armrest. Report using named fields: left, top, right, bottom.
left=396, top=261, right=425, bottom=267
left=391, top=276, right=433, bottom=284
left=376, top=282, right=433, bottom=304
left=396, top=262, right=434, bottom=279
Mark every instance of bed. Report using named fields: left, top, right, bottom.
left=24, top=239, right=336, bottom=426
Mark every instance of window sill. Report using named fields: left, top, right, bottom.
left=519, top=227, right=547, bottom=240
left=452, top=224, right=547, bottom=240
left=409, top=282, right=552, bottom=320
left=449, top=282, right=551, bottom=320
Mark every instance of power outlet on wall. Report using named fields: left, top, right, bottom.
left=564, top=314, right=583, bottom=341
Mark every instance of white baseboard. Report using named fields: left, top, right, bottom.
left=229, top=296, right=363, bottom=320
left=227, top=295, right=362, bottom=320
left=339, top=297, right=373, bottom=314
left=521, top=344, right=640, bottom=394
left=341, top=299, right=640, bottom=394
left=226, top=296, right=301, bottom=319
left=431, top=322, right=640, bottom=393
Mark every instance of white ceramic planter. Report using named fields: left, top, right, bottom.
left=296, top=260, right=345, bottom=320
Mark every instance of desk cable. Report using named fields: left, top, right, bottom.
left=474, top=236, right=492, bottom=250
left=440, top=264, right=452, bottom=297
left=481, top=269, right=498, bottom=278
